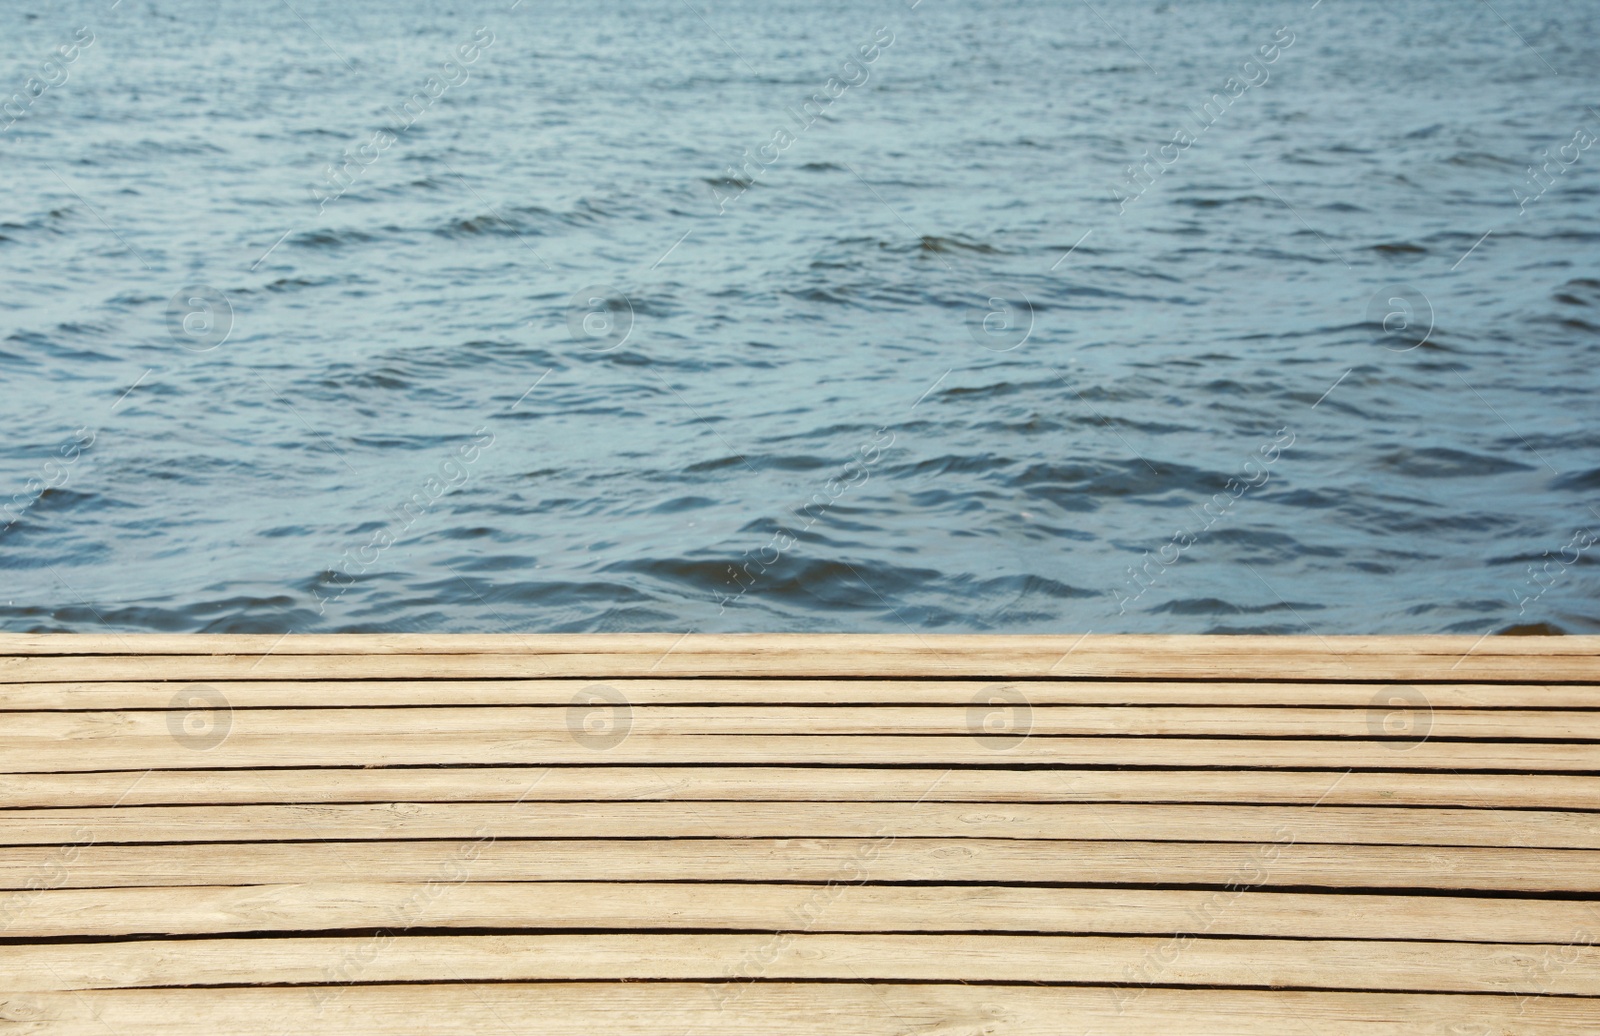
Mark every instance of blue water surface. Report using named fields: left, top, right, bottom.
left=1, top=0, right=1597, bottom=634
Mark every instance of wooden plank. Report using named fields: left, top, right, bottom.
left=6, top=983, right=1596, bottom=1035
left=8, top=705, right=1598, bottom=740
left=3, top=679, right=1592, bottom=710
left=7, top=933, right=1600, bottom=994
left=0, top=632, right=1595, bottom=679
left=2, top=635, right=1594, bottom=1035
left=6, top=766, right=1597, bottom=810
left=5, top=882, right=1596, bottom=941
left=7, top=732, right=1598, bottom=772
left=4, top=802, right=1597, bottom=849
left=5, top=839, right=1598, bottom=892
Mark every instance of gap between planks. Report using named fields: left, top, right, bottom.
left=6, top=883, right=1600, bottom=942
left=2, top=801, right=1598, bottom=848
left=4, top=933, right=1598, bottom=995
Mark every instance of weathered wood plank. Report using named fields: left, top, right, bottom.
left=5, top=983, right=1595, bottom=1035
left=8, top=705, right=1597, bottom=740
left=0, top=633, right=1595, bottom=680
left=6, top=733, right=1597, bottom=772
left=2, top=679, right=1591, bottom=710
left=6, top=933, right=1599, bottom=994
left=3, top=802, right=1595, bottom=848
left=5, top=767, right=1596, bottom=810
left=4, top=883, right=1595, bottom=941
left=4, top=839, right=1598, bottom=893
left=4, top=633, right=1594, bottom=1030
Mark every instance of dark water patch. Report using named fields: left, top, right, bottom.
left=1548, top=316, right=1600, bottom=333
left=245, top=276, right=340, bottom=298
left=1347, top=506, right=1515, bottom=536
left=1173, top=195, right=1268, bottom=209
left=4, top=329, right=120, bottom=365
left=1376, top=447, right=1533, bottom=479
left=435, top=213, right=536, bottom=238
left=980, top=572, right=1097, bottom=602
left=1154, top=597, right=1317, bottom=616
left=895, top=453, right=1014, bottom=479
left=735, top=555, right=943, bottom=611
left=1498, top=621, right=1567, bottom=635
left=703, top=175, right=755, bottom=191
left=915, top=235, right=1003, bottom=255
left=289, top=228, right=380, bottom=250
left=25, top=486, right=102, bottom=516
left=1444, top=151, right=1521, bottom=169
left=259, top=525, right=315, bottom=538
left=970, top=415, right=1069, bottom=436
left=651, top=495, right=718, bottom=513
left=683, top=455, right=755, bottom=474
left=1010, top=460, right=1188, bottom=510
left=1370, top=242, right=1427, bottom=257
left=324, top=366, right=413, bottom=391
left=1553, top=278, right=1600, bottom=306
left=1270, top=489, right=1346, bottom=509
left=1551, top=467, right=1600, bottom=492
left=1204, top=621, right=1319, bottom=634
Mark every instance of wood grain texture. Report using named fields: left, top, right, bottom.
left=7, top=933, right=1599, bottom=994
left=8, top=704, right=1598, bottom=738
left=4, top=801, right=1597, bottom=848
left=5, top=984, right=1597, bottom=1036
left=6, top=882, right=1597, bottom=941
left=5, top=839, right=1599, bottom=892
left=5, top=766, right=1597, bottom=809
left=4, top=634, right=1596, bottom=1030
left=8, top=733, right=1599, bottom=772
left=0, top=633, right=1596, bottom=679
left=1, top=678, right=1591, bottom=709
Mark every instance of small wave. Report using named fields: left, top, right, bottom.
left=1377, top=447, right=1533, bottom=479
left=1370, top=242, right=1427, bottom=256
left=1153, top=597, right=1317, bottom=616
left=436, top=213, right=536, bottom=238
left=1554, top=278, right=1600, bottom=306
left=1551, top=467, right=1600, bottom=492
left=291, top=227, right=378, bottom=249
left=916, top=235, right=1002, bottom=254
left=1444, top=151, right=1520, bottom=169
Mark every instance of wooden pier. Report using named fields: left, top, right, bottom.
left=1, top=634, right=1597, bottom=1033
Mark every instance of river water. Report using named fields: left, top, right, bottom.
left=2, top=0, right=1597, bottom=634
